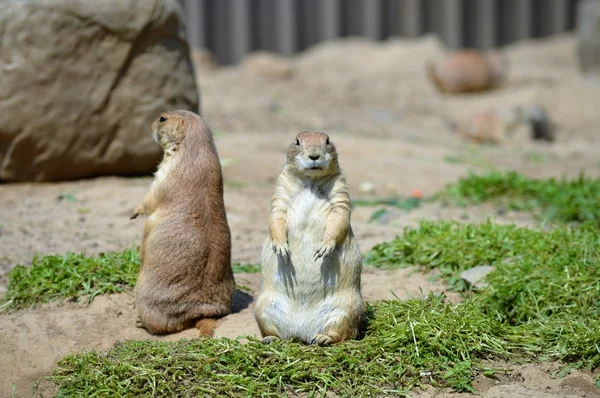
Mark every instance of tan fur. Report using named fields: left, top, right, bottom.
left=254, top=131, right=365, bottom=346
left=427, top=50, right=508, bottom=94
left=449, top=105, right=554, bottom=144
left=131, top=110, right=235, bottom=336
left=196, top=318, right=218, bottom=337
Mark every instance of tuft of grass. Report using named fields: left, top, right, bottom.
left=223, top=179, right=246, bottom=188
left=231, top=262, right=261, bottom=273
left=353, top=196, right=423, bottom=211
left=1, top=250, right=140, bottom=311
left=366, top=221, right=600, bottom=323
left=368, top=208, right=389, bottom=222
left=57, top=193, right=77, bottom=202
left=1, top=251, right=260, bottom=312
left=442, top=171, right=600, bottom=224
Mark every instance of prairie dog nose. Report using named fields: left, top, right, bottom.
left=309, top=153, right=320, bottom=160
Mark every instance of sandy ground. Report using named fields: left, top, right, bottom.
left=1, top=33, right=599, bottom=397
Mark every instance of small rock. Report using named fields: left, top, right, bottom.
left=372, top=110, right=397, bottom=123
left=426, top=49, right=508, bottom=94
left=460, top=265, right=496, bottom=290
left=501, top=255, right=523, bottom=265
left=524, top=106, right=555, bottom=142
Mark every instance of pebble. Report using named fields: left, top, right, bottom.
left=460, top=265, right=496, bottom=290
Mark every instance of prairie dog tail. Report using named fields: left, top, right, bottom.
left=196, top=318, right=218, bottom=337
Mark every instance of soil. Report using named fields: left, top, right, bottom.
left=1, top=33, right=599, bottom=397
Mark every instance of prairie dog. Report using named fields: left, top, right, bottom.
left=427, top=50, right=508, bottom=93
left=254, top=131, right=365, bottom=345
left=131, top=110, right=234, bottom=335
left=447, top=105, right=554, bottom=144
left=453, top=107, right=525, bottom=144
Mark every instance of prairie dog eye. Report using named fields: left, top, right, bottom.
left=159, top=116, right=167, bottom=123
left=295, top=139, right=300, bottom=146
left=326, top=138, right=330, bottom=145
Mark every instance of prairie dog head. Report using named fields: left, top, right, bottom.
left=151, top=111, right=188, bottom=156
left=287, top=131, right=338, bottom=178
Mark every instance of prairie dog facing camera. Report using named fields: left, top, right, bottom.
left=254, top=131, right=365, bottom=346
left=131, top=110, right=235, bottom=336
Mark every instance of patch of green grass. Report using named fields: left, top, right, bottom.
left=353, top=196, right=423, bottom=211
left=442, top=171, right=600, bottom=224
left=353, top=196, right=424, bottom=224
left=52, top=295, right=524, bottom=396
left=366, top=220, right=600, bottom=370
left=353, top=196, right=425, bottom=224
left=50, top=295, right=600, bottom=396
left=1, top=250, right=140, bottom=311
left=368, top=208, right=389, bottom=222
left=354, top=172, right=600, bottom=225
left=1, top=250, right=260, bottom=312
left=51, top=221, right=600, bottom=396
left=57, top=193, right=77, bottom=202
left=443, top=154, right=464, bottom=164
left=223, top=179, right=246, bottom=189
left=366, top=221, right=600, bottom=321
left=231, top=262, right=261, bottom=273
left=525, top=151, right=551, bottom=164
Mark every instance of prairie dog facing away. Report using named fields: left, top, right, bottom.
left=427, top=49, right=508, bottom=93
left=131, top=110, right=234, bottom=335
left=452, top=107, right=526, bottom=144
left=448, top=105, right=555, bottom=144
left=254, top=131, right=365, bottom=346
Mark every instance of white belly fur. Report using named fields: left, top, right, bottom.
left=258, top=183, right=362, bottom=341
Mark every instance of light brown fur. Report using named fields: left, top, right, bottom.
left=131, top=110, right=234, bottom=336
left=427, top=49, right=508, bottom=94
left=254, top=131, right=365, bottom=346
left=448, top=105, right=555, bottom=144
left=454, top=107, right=525, bottom=144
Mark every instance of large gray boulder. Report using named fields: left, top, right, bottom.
left=0, top=0, right=199, bottom=181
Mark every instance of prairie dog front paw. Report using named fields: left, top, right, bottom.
left=130, top=204, right=144, bottom=220
left=272, top=240, right=291, bottom=259
left=314, top=237, right=336, bottom=260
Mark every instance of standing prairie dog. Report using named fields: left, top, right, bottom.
left=131, top=110, right=234, bottom=336
left=427, top=50, right=508, bottom=93
left=254, top=131, right=365, bottom=346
